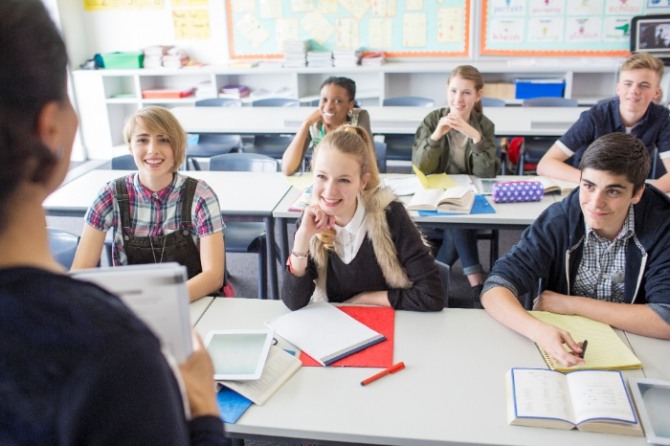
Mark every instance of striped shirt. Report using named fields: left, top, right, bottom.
left=573, top=206, right=634, bottom=302
left=85, top=173, right=224, bottom=266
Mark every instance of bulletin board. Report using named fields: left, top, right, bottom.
left=225, top=0, right=472, bottom=60
left=481, top=0, right=670, bottom=57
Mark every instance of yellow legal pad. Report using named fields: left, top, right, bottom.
left=530, top=311, right=642, bottom=372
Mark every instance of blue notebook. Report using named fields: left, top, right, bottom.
left=417, top=194, right=495, bottom=216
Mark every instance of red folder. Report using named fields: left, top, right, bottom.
left=299, top=306, right=395, bottom=368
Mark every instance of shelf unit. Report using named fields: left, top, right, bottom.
left=72, top=60, right=623, bottom=159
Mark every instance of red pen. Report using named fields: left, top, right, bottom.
left=360, top=362, right=406, bottom=386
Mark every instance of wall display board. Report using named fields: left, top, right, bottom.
left=481, top=0, right=670, bottom=57
left=225, top=0, right=471, bottom=59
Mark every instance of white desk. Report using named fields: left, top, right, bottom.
left=273, top=175, right=569, bottom=266
left=171, top=106, right=588, bottom=137
left=189, top=295, right=214, bottom=326
left=625, top=332, right=670, bottom=381
left=43, top=170, right=293, bottom=299
left=196, top=298, right=651, bottom=446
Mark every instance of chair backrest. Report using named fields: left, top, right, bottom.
left=481, top=97, right=506, bottom=108
left=209, top=153, right=280, bottom=172
left=195, top=97, right=243, bottom=108
left=47, top=227, right=80, bottom=270
left=522, top=97, right=578, bottom=107
left=435, top=260, right=450, bottom=308
left=251, top=97, right=300, bottom=107
left=383, top=96, right=434, bottom=107
left=111, top=154, right=136, bottom=170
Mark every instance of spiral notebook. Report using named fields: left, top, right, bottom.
left=530, top=311, right=642, bottom=372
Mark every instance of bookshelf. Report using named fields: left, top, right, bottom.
left=72, top=60, right=623, bottom=159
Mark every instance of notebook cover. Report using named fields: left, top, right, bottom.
left=299, top=306, right=395, bottom=368
left=216, top=386, right=253, bottom=424
left=417, top=194, right=495, bottom=216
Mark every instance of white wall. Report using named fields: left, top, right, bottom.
left=55, top=1, right=230, bottom=67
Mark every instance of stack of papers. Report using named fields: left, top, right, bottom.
left=332, top=48, right=361, bottom=67
left=282, top=40, right=308, bottom=68
left=360, top=51, right=386, bottom=66
left=220, top=84, right=251, bottom=98
left=306, top=51, right=332, bottom=68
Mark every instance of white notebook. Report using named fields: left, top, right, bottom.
left=265, top=302, right=385, bottom=366
left=71, top=263, right=192, bottom=362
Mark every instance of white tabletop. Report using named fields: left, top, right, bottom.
left=43, top=169, right=293, bottom=217
left=171, top=106, right=588, bottom=137
left=274, top=175, right=569, bottom=228
left=189, top=295, right=214, bottom=326
left=196, top=298, right=651, bottom=446
left=625, top=332, right=670, bottom=381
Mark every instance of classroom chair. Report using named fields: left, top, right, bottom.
left=381, top=96, right=435, bottom=163
left=111, top=154, right=136, bottom=170
left=208, top=153, right=282, bottom=299
left=435, top=260, right=450, bottom=308
left=47, top=227, right=80, bottom=270
left=481, top=97, right=506, bottom=108
left=187, top=98, right=244, bottom=170
left=247, top=98, right=300, bottom=160
left=515, top=97, right=579, bottom=175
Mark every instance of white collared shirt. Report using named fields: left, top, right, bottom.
left=333, top=197, right=367, bottom=264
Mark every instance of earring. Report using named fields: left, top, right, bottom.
left=347, top=109, right=353, bottom=118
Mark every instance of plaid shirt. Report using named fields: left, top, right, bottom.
left=573, top=206, right=635, bottom=302
left=85, top=173, right=224, bottom=266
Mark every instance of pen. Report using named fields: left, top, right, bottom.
left=360, top=362, right=406, bottom=386
left=579, top=340, right=588, bottom=359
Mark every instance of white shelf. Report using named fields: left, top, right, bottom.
left=73, top=62, right=619, bottom=159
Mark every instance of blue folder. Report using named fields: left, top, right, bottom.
left=217, top=386, right=253, bottom=424
left=417, top=194, right=496, bottom=216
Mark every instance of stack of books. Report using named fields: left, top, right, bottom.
left=142, top=45, right=173, bottom=69
left=332, top=48, right=361, bottom=67
left=281, top=40, right=308, bottom=68
left=306, top=51, right=332, bottom=68
left=163, top=47, right=191, bottom=69
left=360, top=51, right=386, bottom=66
left=219, top=84, right=251, bottom=99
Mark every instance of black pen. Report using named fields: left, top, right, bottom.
left=579, top=340, right=588, bottom=359
left=536, top=277, right=543, bottom=298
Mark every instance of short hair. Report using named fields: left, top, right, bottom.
left=319, top=77, right=357, bottom=102
left=620, top=53, right=664, bottom=84
left=579, top=133, right=650, bottom=192
left=123, top=106, right=187, bottom=172
left=447, top=65, right=485, bottom=113
left=311, top=124, right=380, bottom=190
left=0, top=0, right=68, bottom=231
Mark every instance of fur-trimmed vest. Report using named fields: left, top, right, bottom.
left=309, top=187, right=414, bottom=303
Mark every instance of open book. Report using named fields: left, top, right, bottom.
left=530, top=311, right=642, bottom=372
left=506, top=368, right=643, bottom=436
left=217, top=345, right=301, bottom=406
left=265, top=302, right=386, bottom=366
left=406, top=186, right=475, bottom=213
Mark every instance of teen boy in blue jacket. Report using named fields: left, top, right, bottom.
left=482, top=133, right=670, bottom=369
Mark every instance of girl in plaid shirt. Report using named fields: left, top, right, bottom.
left=73, top=106, right=225, bottom=302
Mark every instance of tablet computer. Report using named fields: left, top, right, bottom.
left=628, top=377, right=670, bottom=445
left=205, top=329, right=274, bottom=381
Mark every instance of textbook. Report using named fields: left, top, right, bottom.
left=506, top=368, right=643, bottom=436
left=406, top=186, right=475, bottom=214
left=265, top=302, right=386, bottom=366
left=217, top=345, right=302, bottom=406
left=530, top=311, right=642, bottom=372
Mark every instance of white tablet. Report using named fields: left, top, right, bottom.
left=205, top=329, right=274, bottom=381
left=629, top=377, right=670, bottom=445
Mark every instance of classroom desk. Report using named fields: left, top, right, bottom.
left=273, top=175, right=569, bottom=266
left=625, top=332, right=670, bottom=381
left=196, top=298, right=651, bottom=446
left=189, top=295, right=214, bottom=326
left=43, top=169, right=293, bottom=299
left=170, top=106, right=589, bottom=137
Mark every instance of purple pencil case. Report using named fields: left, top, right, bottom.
left=491, top=181, right=544, bottom=203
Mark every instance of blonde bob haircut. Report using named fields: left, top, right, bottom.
left=123, top=106, right=187, bottom=173
left=311, top=124, right=381, bottom=190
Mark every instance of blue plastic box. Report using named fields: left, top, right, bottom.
left=514, top=79, right=566, bottom=99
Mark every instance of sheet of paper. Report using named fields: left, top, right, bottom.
left=412, top=165, right=459, bottom=190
